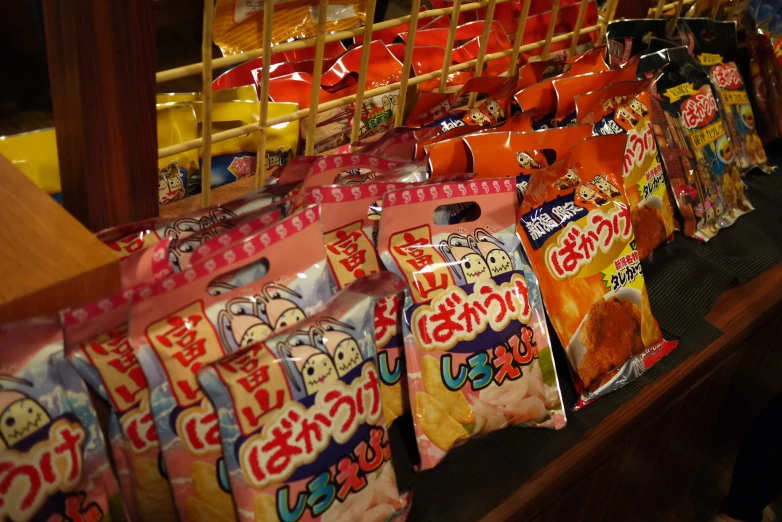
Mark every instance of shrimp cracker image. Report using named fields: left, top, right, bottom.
left=65, top=294, right=177, bottom=522
left=306, top=183, right=410, bottom=428
left=0, top=317, right=125, bottom=522
left=574, top=79, right=676, bottom=259
left=129, top=206, right=334, bottom=522
left=378, top=180, right=566, bottom=470
left=517, top=135, right=676, bottom=408
left=197, top=272, right=409, bottom=522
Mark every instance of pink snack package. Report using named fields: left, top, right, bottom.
left=98, top=183, right=297, bottom=260
left=128, top=206, right=335, bottom=522
left=119, top=199, right=292, bottom=287
left=305, top=183, right=409, bottom=429
left=378, top=179, right=566, bottom=470
left=64, top=295, right=177, bottom=522
left=196, top=272, right=409, bottom=522
left=300, top=154, right=428, bottom=192
left=0, top=317, right=126, bottom=522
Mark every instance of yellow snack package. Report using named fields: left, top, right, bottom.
left=157, top=103, right=200, bottom=206
left=156, top=86, right=259, bottom=105
left=191, top=100, right=300, bottom=191
left=214, top=0, right=367, bottom=55
left=0, top=128, right=61, bottom=202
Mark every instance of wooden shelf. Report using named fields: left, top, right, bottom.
left=0, top=154, right=120, bottom=323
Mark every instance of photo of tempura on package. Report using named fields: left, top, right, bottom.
left=517, top=135, right=677, bottom=408
left=379, top=179, right=566, bottom=470
left=129, top=207, right=335, bottom=522
left=197, top=272, right=409, bottom=522
left=65, top=295, right=177, bottom=522
left=0, top=317, right=125, bottom=522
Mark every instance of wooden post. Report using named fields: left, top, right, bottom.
left=42, top=0, right=158, bottom=231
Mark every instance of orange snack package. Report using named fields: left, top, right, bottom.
left=574, top=79, right=676, bottom=258
left=517, top=134, right=676, bottom=408
left=214, top=0, right=367, bottom=55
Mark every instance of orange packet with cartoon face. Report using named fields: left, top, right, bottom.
left=574, top=79, right=676, bottom=258
left=517, top=135, right=676, bottom=408
left=552, top=58, right=640, bottom=127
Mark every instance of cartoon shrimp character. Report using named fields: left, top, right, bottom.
left=0, top=377, right=51, bottom=449
left=474, top=229, right=513, bottom=277
left=217, top=297, right=273, bottom=351
left=259, top=283, right=306, bottom=331
left=484, top=99, right=505, bottom=122
left=281, top=331, right=339, bottom=396
left=440, top=233, right=491, bottom=285
left=627, top=98, right=648, bottom=119
left=554, top=167, right=581, bottom=190
left=590, top=174, right=621, bottom=199
left=516, top=151, right=542, bottom=170
left=614, top=106, right=639, bottom=130
left=577, top=184, right=608, bottom=206
left=463, top=107, right=492, bottom=126
left=313, top=318, right=362, bottom=378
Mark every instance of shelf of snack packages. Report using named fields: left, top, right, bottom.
left=3, top=0, right=782, bottom=521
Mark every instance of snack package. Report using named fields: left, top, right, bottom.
left=605, top=19, right=668, bottom=66
left=574, top=79, right=676, bottom=258
left=64, top=296, right=177, bottom=522
left=197, top=272, right=408, bottom=522
left=378, top=179, right=566, bottom=470
left=676, top=18, right=768, bottom=171
left=306, top=183, right=409, bottom=428
left=520, top=1, right=599, bottom=62
left=405, top=76, right=517, bottom=131
left=129, top=207, right=334, bottom=522
left=300, top=154, right=428, bottom=191
left=464, top=126, right=594, bottom=204
left=98, top=183, right=296, bottom=259
left=213, top=0, right=367, bottom=55
left=191, top=101, right=299, bottom=193
left=157, top=104, right=200, bottom=205
left=551, top=59, right=640, bottom=127
left=651, top=48, right=753, bottom=240
left=0, top=317, right=125, bottom=522
left=119, top=200, right=292, bottom=288
left=517, top=135, right=675, bottom=407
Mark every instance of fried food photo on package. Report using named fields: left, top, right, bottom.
left=128, top=206, right=335, bottom=522
left=197, top=272, right=409, bottom=522
left=0, top=317, right=126, bottom=522
left=517, top=134, right=676, bottom=408
left=574, top=78, right=676, bottom=259
left=379, top=179, right=566, bottom=470
left=65, top=295, right=177, bottom=522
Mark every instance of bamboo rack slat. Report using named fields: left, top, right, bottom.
left=395, top=0, right=422, bottom=127
left=439, top=0, right=463, bottom=93
left=541, top=0, right=562, bottom=60
left=254, top=0, right=274, bottom=188
left=508, top=0, right=532, bottom=76
left=304, top=0, right=330, bottom=155
left=200, top=0, right=214, bottom=207
left=349, top=0, right=378, bottom=145
left=158, top=23, right=602, bottom=159
left=568, top=0, right=591, bottom=56
left=468, top=0, right=498, bottom=108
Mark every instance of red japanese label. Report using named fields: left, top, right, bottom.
left=238, top=364, right=382, bottom=488
left=146, top=301, right=223, bottom=408
left=388, top=225, right=454, bottom=305
left=82, top=327, right=146, bottom=414
left=374, top=295, right=399, bottom=350
left=546, top=205, right=633, bottom=279
left=0, top=418, right=86, bottom=521
left=175, top=399, right=222, bottom=456
left=213, top=344, right=292, bottom=436
left=118, top=404, right=158, bottom=453
left=411, top=273, right=531, bottom=351
left=324, top=222, right=381, bottom=290
left=681, top=89, right=717, bottom=129
left=711, top=63, right=742, bottom=90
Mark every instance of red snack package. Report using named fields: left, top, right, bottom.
left=305, top=183, right=410, bottom=428
left=129, top=207, right=335, bottom=522
left=196, top=272, right=409, bottom=522
left=65, top=295, right=177, bottom=522
left=574, top=79, right=676, bottom=258
left=378, top=179, right=567, bottom=470
left=520, top=1, right=599, bottom=62
left=517, top=135, right=676, bottom=408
